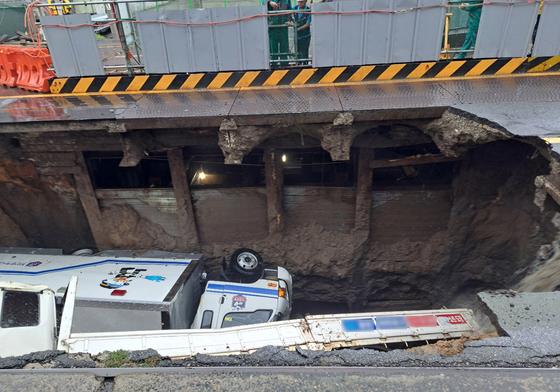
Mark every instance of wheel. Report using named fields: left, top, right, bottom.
left=229, top=248, right=264, bottom=277
left=71, top=248, right=96, bottom=256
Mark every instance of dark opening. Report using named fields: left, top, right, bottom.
left=85, top=152, right=172, bottom=189
left=372, top=144, right=457, bottom=188
left=282, top=148, right=355, bottom=187
left=9, top=138, right=21, bottom=149
left=1, top=291, right=40, bottom=328
left=187, top=147, right=265, bottom=188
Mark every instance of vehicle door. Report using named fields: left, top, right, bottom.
left=0, top=288, right=57, bottom=357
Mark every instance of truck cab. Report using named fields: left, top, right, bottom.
left=192, top=266, right=292, bottom=329
left=0, top=282, right=58, bottom=357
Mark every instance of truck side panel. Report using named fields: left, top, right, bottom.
left=166, top=261, right=204, bottom=329
left=71, top=305, right=163, bottom=333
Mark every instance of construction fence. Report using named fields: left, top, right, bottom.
left=17, top=0, right=560, bottom=77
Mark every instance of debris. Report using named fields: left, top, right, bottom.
left=407, top=337, right=469, bottom=357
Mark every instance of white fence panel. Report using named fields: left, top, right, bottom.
left=474, top=0, right=539, bottom=58
left=311, top=0, right=446, bottom=67
left=136, top=6, right=270, bottom=73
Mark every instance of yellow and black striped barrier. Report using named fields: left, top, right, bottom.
left=49, top=56, right=560, bottom=94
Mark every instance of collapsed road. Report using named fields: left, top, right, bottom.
left=1, top=270, right=560, bottom=370
left=3, top=75, right=560, bottom=370
left=5, top=3, right=560, bottom=390
left=2, top=76, right=560, bottom=317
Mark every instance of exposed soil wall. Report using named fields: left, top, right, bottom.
left=0, top=158, right=94, bottom=251
left=200, top=140, right=556, bottom=312
left=0, top=130, right=555, bottom=313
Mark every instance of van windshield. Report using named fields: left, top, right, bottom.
left=221, top=310, right=272, bottom=328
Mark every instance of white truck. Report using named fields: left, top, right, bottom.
left=0, top=248, right=293, bottom=356
left=0, top=249, right=479, bottom=359
left=0, top=276, right=479, bottom=358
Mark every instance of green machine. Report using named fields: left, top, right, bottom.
left=0, top=1, right=26, bottom=37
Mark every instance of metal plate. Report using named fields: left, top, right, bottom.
left=474, top=0, right=539, bottom=58
left=337, top=81, right=458, bottom=112
left=116, top=90, right=239, bottom=120
left=311, top=0, right=446, bottom=67
left=441, top=75, right=560, bottom=105
left=136, top=6, right=269, bottom=73
left=2, top=76, right=560, bottom=139
left=533, top=2, right=560, bottom=57
left=41, top=14, right=105, bottom=77
left=229, top=86, right=342, bottom=116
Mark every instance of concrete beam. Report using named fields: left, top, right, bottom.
left=535, top=174, right=560, bottom=209
left=218, top=120, right=273, bottom=164
left=319, top=113, right=359, bottom=161
left=119, top=134, right=145, bottom=167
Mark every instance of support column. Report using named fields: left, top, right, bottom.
left=265, top=149, right=284, bottom=235
left=167, top=148, right=200, bottom=247
left=73, top=152, right=112, bottom=249
left=354, top=148, right=373, bottom=232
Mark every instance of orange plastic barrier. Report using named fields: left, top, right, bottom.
left=0, top=45, right=55, bottom=93
left=14, top=47, right=55, bottom=93
left=0, top=46, right=18, bottom=87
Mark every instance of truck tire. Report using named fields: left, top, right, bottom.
left=71, top=248, right=96, bottom=256
left=230, top=248, right=264, bottom=277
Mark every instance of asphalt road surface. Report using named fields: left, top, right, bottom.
left=0, top=367, right=559, bottom=392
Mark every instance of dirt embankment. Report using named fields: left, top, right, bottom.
left=200, top=140, right=556, bottom=312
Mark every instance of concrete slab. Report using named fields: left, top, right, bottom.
left=478, top=291, right=560, bottom=336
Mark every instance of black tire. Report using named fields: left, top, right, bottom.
left=229, top=248, right=264, bottom=277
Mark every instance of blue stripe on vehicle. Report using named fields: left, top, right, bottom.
left=375, top=316, right=408, bottom=330
left=206, top=283, right=278, bottom=297
left=342, top=318, right=376, bottom=332
left=205, top=289, right=278, bottom=299
left=0, top=259, right=190, bottom=276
